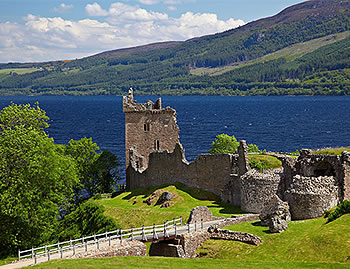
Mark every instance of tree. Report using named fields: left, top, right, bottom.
left=209, top=134, right=240, bottom=154
left=209, top=133, right=262, bottom=154
left=0, top=124, right=78, bottom=254
left=64, top=138, right=120, bottom=201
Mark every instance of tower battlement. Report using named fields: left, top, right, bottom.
left=123, top=88, right=180, bottom=170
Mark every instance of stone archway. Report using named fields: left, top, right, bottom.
left=313, top=160, right=336, bottom=177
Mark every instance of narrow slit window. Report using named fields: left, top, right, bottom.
left=144, top=123, right=150, bottom=132
left=154, top=140, right=160, bottom=151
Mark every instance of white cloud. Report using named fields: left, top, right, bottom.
left=53, top=3, right=73, bottom=13
left=85, top=2, right=109, bottom=16
left=0, top=2, right=245, bottom=62
left=139, top=0, right=159, bottom=5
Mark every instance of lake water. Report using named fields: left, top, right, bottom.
left=1, top=95, right=349, bottom=179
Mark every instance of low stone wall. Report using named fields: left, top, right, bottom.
left=68, top=241, right=147, bottom=259
left=240, top=169, right=282, bottom=213
left=209, top=228, right=262, bottom=246
left=217, top=214, right=259, bottom=228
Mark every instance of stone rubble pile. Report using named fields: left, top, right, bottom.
left=259, top=194, right=291, bottom=233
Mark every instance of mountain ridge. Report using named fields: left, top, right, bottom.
left=1, top=0, right=350, bottom=96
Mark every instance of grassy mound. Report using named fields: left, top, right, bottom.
left=248, top=155, right=282, bottom=172
left=95, top=183, right=243, bottom=228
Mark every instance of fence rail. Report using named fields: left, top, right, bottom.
left=18, top=216, right=185, bottom=263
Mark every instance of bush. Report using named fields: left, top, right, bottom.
left=327, top=200, right=350, bottom=222
left=248, top=155, right=282, bottom=172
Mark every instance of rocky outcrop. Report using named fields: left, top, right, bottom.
left=187, top=206, right=225, bottom=224
left=259, top=194, right=291, bottom=233
left=155, top=191, right=173, bottom=207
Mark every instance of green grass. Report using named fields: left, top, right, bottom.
left=312, top=147, right=350, bottom=155
left=30, top=215, right=350, bottom=268
left=248, top=155, right=282, bottom=171
left=31, top=256, right=350, bottom=269
left=0, top=256, right=16, bottom=266
left=95, top=183, right=243, bottom=228
left=197, top=214, right=350, bottom=264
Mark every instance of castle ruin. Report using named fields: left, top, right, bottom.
left=124, top=93, right=350, bottom=220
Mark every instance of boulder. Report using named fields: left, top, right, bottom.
left=155, top=191, right=173, bottom=205
left=259, top=194, right=291, bottom=233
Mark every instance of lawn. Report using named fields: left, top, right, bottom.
left=95, top=183, right=243, bottom=228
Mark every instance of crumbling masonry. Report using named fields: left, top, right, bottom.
left=124, top=92, right=350, bottom=220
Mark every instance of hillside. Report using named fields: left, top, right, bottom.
left=2, top=0, right=350, bottom=95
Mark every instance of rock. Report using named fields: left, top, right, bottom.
left=259, top=194, right=291, bottom=233
left=269, top=215, right=288, bottom=233
left=156, top=191, right=173, bottom=205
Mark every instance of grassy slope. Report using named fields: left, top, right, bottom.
left=313, top=147, right=350, bottom=155
left=31, top=215, right=350, bottom=268
left=95, top=183, right=243, bottom=228
left=190, top=31, right=350, bottom=76
left=198, top=215, right=350, bottom=264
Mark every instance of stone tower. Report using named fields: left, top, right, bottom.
left=123, top=88, right=180, bottom=170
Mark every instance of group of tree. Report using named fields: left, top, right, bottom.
left=209, top=134, right=262, bottom=154
left=0, top=103, right=120, bottom=257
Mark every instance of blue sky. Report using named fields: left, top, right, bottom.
left=0, top=0, right=305, bottom=62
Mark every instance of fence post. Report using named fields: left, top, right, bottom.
left=48, top=250, right=50, bottom=261
left=201, top=218, right=203, bottom=230
left=60, top=247, right=63, bottom=259
left=45, top=244, right=47, bottom=256
left=109, top=234, right=111, bottom=246
left=85, top=240, right=87, bottom=252
left=97, top=239, right=99, bottom=250
left=94, top=233, right=96, bottom=243
left=70, top=237, right=72, bottom=247
left=105, top=229, right=108, bottom=240
left=173, top=218, right=175, bottom=226
left=57, top=240, right=60, bottom=252
left=81, top=235, right=84, bottom=245
left=164, top=222, right=169, bottom=238
left=73, top=244, right=76, bottom=256
left=153, top=224, right=158, bottom=240
left=34, top=253, right=37, bottom=264
left=131, top=226, right=134, bottom=240
left=18, top=249, right=20, bottom=261
left=175, top=223, right=177, bottom=237
left=120, top=228, right=123, bottom=245
left=180, top=216, right=182, bottom=225
left=31, top=246, right=34, bottom=260
left=195, top=221, right=197, bottom=231
left=142, top=225, right=147, bottom=241
left=187, top=223, right=190, bottom=233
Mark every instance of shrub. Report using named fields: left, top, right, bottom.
left=327, top=200, right=350, bottom=222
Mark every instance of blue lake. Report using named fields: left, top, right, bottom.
left=1, top=95, right=350, bottom=179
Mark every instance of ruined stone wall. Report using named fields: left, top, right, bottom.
left=240, top=169, right=282, bottom=213
left=341, top=152, right=350, bottom=200
left=123, top=89, right=180, bottom=169
left=127, top=142, right=249, bottom=204
left=285, top=175, right=340, bottom=220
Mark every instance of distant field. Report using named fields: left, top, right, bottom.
left=0, top=68, right=42, bottom=75
left=190, top=31, right=350, bottom=76
left=95, top=183, right=243, bottom=228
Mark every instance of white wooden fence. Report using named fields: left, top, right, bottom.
left=18, top=217, right=191, bottom=263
